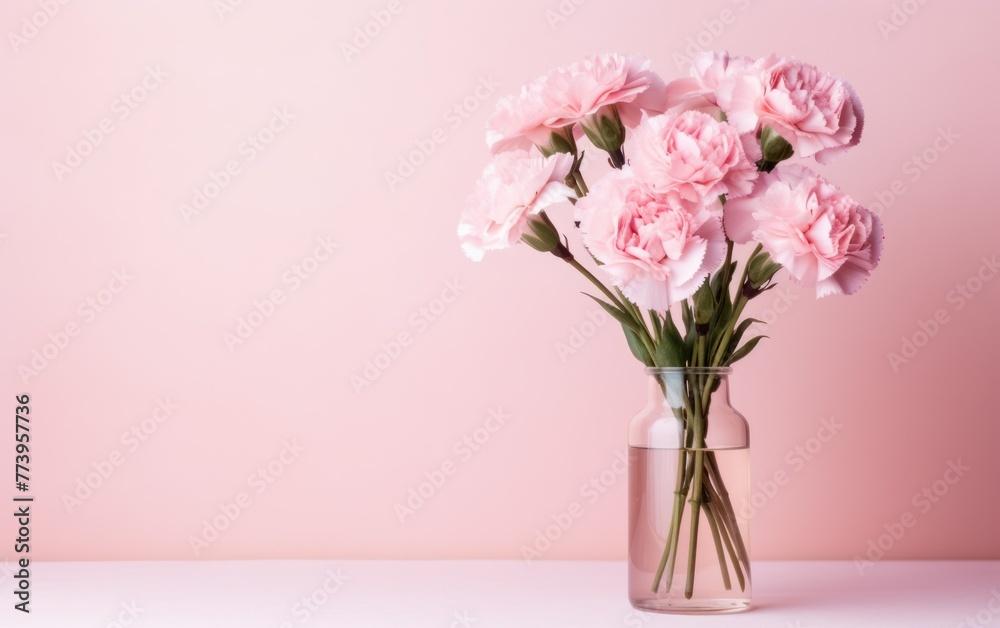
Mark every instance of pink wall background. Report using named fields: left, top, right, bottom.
left=1, top=0, right=998, bottom=563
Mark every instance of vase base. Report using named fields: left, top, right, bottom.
left=629, top=597, right=751, bottom=615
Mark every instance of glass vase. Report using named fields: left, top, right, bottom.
left=628, top=367, right=751, bottom=614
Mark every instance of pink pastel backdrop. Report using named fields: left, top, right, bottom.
left=1, top=0, right=998, bottom=564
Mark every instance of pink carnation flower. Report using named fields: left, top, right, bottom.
left=630, top=110, right=757, bottom=205
left=724, top=164, right=883, bottom=297
left=717, top=54, right=864, bottom=164
left=486, top=82, right=564, bottom=155
left=663, top=51, right=753, bottom=112
left=486, top=53, right=668, bottom=154
left=458, top=150, right=575, bottom=261
left=575, top=169, right=726, bottom=311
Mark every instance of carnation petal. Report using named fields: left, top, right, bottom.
left=663, top=76, right=704, bottom=109
left=576, top=167, right=726, bottom=312
left=717, top=74, right=762, bottom=133
left=664, top=237, right=709, bottom=289
left=457, top=149, right=574, bottom=260
left=721, top=197, right=757, bottom=243
left=620, top=275, right=671, bottom=312
left=865, top=208, right=884, bottom=270
left=815, top=255, right=873, bottom=297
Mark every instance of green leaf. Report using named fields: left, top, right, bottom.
left=680, top=301, right=696, bottom=358
left=662, top=309, right=681, bottom=336
left=623, top=325, right=653, bottom=366
left=652, top=336, right=686, bottom=368
left=662, top=311, right=691, bottom=364
left=707, top=296, right=734, bottom=359
left=725, top=335, right=768, bottom=366
left=582, top=293, right=651, bottom=365
left=582, top=293, right=641, bottom=335
left=648, top=309, right=663, bottom=343
left=727, top=318, right=764, bottom=358
left=651, top=308, right=687, bottom=367
left=710, top=261, right=736, bottom=299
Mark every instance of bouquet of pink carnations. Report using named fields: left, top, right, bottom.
left=458, top=52, right=881, bottom=604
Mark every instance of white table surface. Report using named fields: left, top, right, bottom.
left=2, top=560, right=998, bottom=627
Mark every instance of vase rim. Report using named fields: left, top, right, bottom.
left=644, top=366, right=733, bottom=375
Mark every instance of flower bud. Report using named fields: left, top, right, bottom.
left=756, top=126, right=794, bottom=172
left=581, top=105, right=626, bottom=160
left=693, top=281, right=715, bottom=333
left=521, top=212, right=561, bottom=254
left=743, top=251, right=783, bottom=297
left=538, top=126, right=578, bottom=157
left=747, top=252, right=782, bottom=286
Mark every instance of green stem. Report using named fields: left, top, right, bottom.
left=716, top=240, right=735, bottom=304
left=651, top=245, right=761, bottom=598
left=663, top=399, right=696, bottom=593
left=565, top=257, right=624, bottom=310
left=701, top=297, right=746, bottom=407
left=565, top=252, right=658, bottom=363
left=702, top=489, right=732, bottom=591
left=652, top=444, right=688, bottom=593
left=684, top=447, right=706, bottom=599
left=707, top=453, right=750, bottom=574
left=550, top=208, right=661, bottom=366
left=707, top=491, right=744, bottom=591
